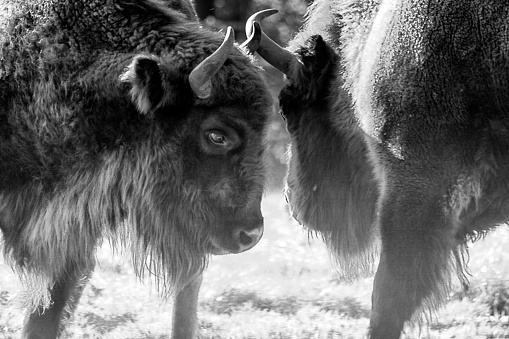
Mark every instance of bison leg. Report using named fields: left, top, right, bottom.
left=171, top=273, right=203, bottom=339
left=21, top=262, right=95, bottom=339
left=369, top=188, right=455, bottom=339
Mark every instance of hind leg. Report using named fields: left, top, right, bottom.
left=369, top=186, right=456, bottom=339
left=21, top=262, right=95, bottom=339
left=171, top=273, right=203, bottom=339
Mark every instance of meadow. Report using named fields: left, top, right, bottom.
left=1, top=192, right=509, bottom=339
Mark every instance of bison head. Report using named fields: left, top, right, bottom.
left=0, top=25, right=272, bottom=294
left=116, top=27, right=270, bottom=268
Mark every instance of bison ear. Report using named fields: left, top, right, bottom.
left=291, top=35, right=339, bottom=102
left=299, top=35, right=338, bottom=83
left=120, top=56, right=165, bottom=115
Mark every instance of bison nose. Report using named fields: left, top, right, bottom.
left=235, top=226, right=263, bottom=253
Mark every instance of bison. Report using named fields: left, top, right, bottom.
left=0, top=0, right=273, bottom=338
left=250, top=1, right=509, bottom=338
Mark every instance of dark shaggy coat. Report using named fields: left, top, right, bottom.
left=272, top=0, right=509, bottom=338
left=0, top=0, right=272, bottom=309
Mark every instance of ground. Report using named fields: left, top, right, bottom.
left=1, top=192, right=509, bottom=339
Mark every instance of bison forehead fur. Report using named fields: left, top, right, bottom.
left=0, top=0, right=272, bottom=309
left=273, top=0, right=509, bottom=338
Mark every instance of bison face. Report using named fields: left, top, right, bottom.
left=119, top=38, right=270, bottom=270
left=188, top=111, right=265, bottom=255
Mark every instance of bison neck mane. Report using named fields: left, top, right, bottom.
left=1, top=127, right=208, bottom=310
left=289, top=0, right=482, bottom=318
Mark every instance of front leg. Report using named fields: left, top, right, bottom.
left=171, top=273, right=203, bottom=339
left=369, top=180, right=457, bottom=339
left=21, top=262, right=95, bottom=339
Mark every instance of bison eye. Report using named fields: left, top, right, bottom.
left=208, top=131, right=227, bottom=146
left=200, top=115, right=242, bottom=154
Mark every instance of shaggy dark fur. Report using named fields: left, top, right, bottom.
left=282, top=36, right=379, bottom=280
left=0, top=0, right=272, bottom=336
left=259, top=0, right=509, bottom=338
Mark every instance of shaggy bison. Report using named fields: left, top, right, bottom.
left=0, top=0, right=272, bottom=337
left=250, top=1, right=509, bottom=338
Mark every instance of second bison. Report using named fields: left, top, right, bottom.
left=251, top=1, right=509, bottom=338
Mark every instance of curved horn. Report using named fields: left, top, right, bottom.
left=189, top=26, right=235, bottom=99
left=240, top=21, right=262, bottom=55
left=245, top=9, right=300, bottom=76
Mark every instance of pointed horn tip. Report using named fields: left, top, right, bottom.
left=246, top=9, right=279, bottom=35
left=250, top=8, right=279, bottom=20
left=224, top=26, right=235, bottom=43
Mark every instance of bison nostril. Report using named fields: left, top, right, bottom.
left=239, top=231, right=254, bottom=246
left=235, top=226, right=263, bottom=252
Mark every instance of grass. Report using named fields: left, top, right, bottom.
left=1, top=192, right=509, bottom=338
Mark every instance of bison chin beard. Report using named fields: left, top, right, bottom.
left=125, top=212, right=210, bottom=299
